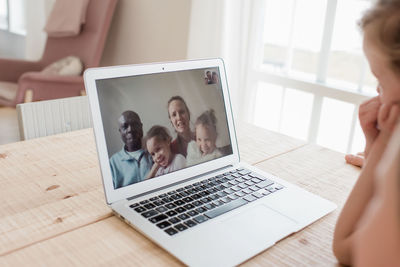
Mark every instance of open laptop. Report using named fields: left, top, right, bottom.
left=84, top=58, right=336, bottom=267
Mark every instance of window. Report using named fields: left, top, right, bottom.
left=246, top=0, right=375, bottom=154
left=0, top=0, right=26, bottom=35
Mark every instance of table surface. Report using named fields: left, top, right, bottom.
left=0, top=122, right=360, bottom=266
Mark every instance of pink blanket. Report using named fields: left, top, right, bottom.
left=44, top=0, right=90, bottom=37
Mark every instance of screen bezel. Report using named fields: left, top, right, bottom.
left=84, top=58, right=240, bottom=204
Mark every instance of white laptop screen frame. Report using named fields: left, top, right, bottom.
left=84, top=58, right=240, bottom=204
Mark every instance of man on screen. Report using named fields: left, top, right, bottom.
left=109, top=110, right=152, bottom=189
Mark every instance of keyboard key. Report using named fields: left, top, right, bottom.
left=243, top=195, right=257, bottom=202
left=230, top=170, right=238, bottom=174
left=262, top=190, right=271, bottom=196
left=170, top=194, right=181, bottom=200
left=209, top=194, right=219, bottom=200
left=231, top=173, right=240, bottom=178
left=238, top=169, right=251, bottom=176
left=204, top=198, right=248, bottom=219
left=178, top=213, right=190, bottom=220
left=156, top=221, right=171, bottom=229
left=178, top=191, right=189, bottom=197
left=227, top=194, right=238, bottom=200
left=236, top=168, right=244, bottom=171
left=204, top=203, right=216, bottom=210
left=223, top=172, right=231, bottom=176
left=159, top=193, right=167, bottom=198
left=144, top=203, right=155, bottom=209
left=174, top=200, right=185, bottom=206
left=267, top=186, right=277, bottom=193
left=242, top=175, right=252, bottom=180
left=184, top=185, right=193, bottom=189
left=192, top=200, right=203, bottom=207
left=242, top=188, right=252, bottom=194
left=175, top=207, right=186, bottom=213
left=252, top=192, right=263, bottom=198
left=235, top=177, right=245, bottom=183
left=184, top=220, right=197, bottom=228
left=251, top=177, right=262, bottom=183
left=183, top=197, right=194, bottom=203
left=165, top=203, right=177, bottom=209
left=142, top=210, right=158, bottom=218
left=228, top=180, right=238, bottom=186
left=183, top=204, right=195, bottom=210
left=153, top=200, right=165, bottom=206
left=256, top=180, right=274, bottom=189
left=235, top=191, right=245, bottom=197
left=275, top=184, right=284, bottom=190
left=224, top=188, right=235, bottom=194
left=175, top=223, right=188, bottom=231
left=191, top=193, right=202, bottom=200
left=212, top=200, right=224, bottom=206
left=156, top=206, right=168, bottom=213
left=166, top=210, right=178, bottom=217
left=249, top=185, right=259, bottom=191
left=134, top=206, right=146, bottom=213
left=245, top=181, right=255, bottom=186
left=149, top=214, right=168, bottom=223
left=167, top=191, right=176, bottom=195
left=237, top=183, right=247, bottom=189
left=193, top=215, right=208, bottom=224
left=216, top=174, right=224, bottom=178
left=217, top=191, right=227, bottom=197
left=169, top=217, right=181, bottom=224
left=164, top=227, right=178, bottom=236
left=187, top=210, right=199, bottom=217
left=149, top=197, right=158, bottom=201
left=129, top=203, right=139, bottom=208
left=201, top=197, right=211, bottom=203
left=195, top=207, right=207, bottom=213
left=221, top=196, right=231, bottom=203
left=231, top=186, right=241, bottom=192
left=176, top=188, right=185, bottom=192
left=162, top=197, right=173, bottom=203
left=139, top=200, right=149, bottom=205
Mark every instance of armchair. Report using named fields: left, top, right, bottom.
left=0, top=0, right=118, bottom=107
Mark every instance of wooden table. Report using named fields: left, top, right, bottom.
left=0, top=122, right=360, bottom=266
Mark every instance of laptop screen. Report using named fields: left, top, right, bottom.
left=95, top=67, right=233, bottom=189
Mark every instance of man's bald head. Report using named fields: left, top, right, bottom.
left=118, top=110, right=143, bottom=152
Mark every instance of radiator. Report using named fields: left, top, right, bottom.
left=17, top=96, right=93, bottom=140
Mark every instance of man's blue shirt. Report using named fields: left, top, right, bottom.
left=109, top=147, right=152, bottom=189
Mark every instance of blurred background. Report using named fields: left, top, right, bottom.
left=0, top=0, right=376, bottom=154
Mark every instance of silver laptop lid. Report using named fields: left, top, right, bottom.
left=84, top=58, right=239, bottom=204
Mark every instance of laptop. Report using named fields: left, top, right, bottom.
left=84, top=58, right=336, bottom=267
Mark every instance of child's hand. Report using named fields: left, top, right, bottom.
left=377, top=103, right=400, bottom=135
left=359, top=96, right=381, bottom=157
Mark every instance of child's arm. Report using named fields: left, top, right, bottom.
left=146, top=163, right=160, bottom=179
left=333, top=104, right=400, bottom=265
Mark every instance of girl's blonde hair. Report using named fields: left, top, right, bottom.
left=144, top=125, right=172, bottom=151
left=360, top=0, right=400, bottom=70
left=195, top=109, right=217, bottom=137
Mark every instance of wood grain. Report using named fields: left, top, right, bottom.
left=0, top=129, right=111, bottom=256
left=0, top=125, right=360, bottom=266
left=236, top=121, right=306, bottom=164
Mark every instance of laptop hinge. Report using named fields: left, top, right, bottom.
left=126, top=164, right=235, bottom=201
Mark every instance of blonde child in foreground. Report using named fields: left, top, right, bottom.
left=145, top=125, right=186, bottom=178
left=186, top=109, right=222, bottom=166
left=333, top=0, right=400, bottom=265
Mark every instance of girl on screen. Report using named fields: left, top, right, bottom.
left=145, top=125, right=186, bottom=178
left=186, top=109, right=223, bottom=166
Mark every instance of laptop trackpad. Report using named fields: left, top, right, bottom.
left=219, top=204, right=297, bottom=247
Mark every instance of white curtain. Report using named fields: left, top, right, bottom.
left=186, top=0, right=255, bottom=121
left=24, top=0, right=54, bottom=60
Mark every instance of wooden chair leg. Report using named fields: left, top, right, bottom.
left=24, top=90, right=33, bottom=103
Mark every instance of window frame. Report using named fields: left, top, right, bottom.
left=242, top=0, right=375, bottom=153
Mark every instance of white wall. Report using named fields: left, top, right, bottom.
left=100, top=0, right=192, bottom=66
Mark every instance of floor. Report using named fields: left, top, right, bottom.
left=0, top=107, right=20, bottom=145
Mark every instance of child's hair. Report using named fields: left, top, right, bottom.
left=167, top=96, right=191, bottom=120
left=144, top=125, right=172, bottom=150
left=360, top=0, right=400, bottom=70
left=195, top=109, right=217, bottom=136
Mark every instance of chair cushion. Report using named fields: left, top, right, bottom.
left=44, top=0, right=90, bottom=37
left=42, top=56, right=83, bottom=76
left=0, top=81, right=17, bottom=101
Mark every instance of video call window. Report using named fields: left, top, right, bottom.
left=96, top=68, right=232, bottom=189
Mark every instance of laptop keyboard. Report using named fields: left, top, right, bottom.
left=129, top=168, right=284, bottom=236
